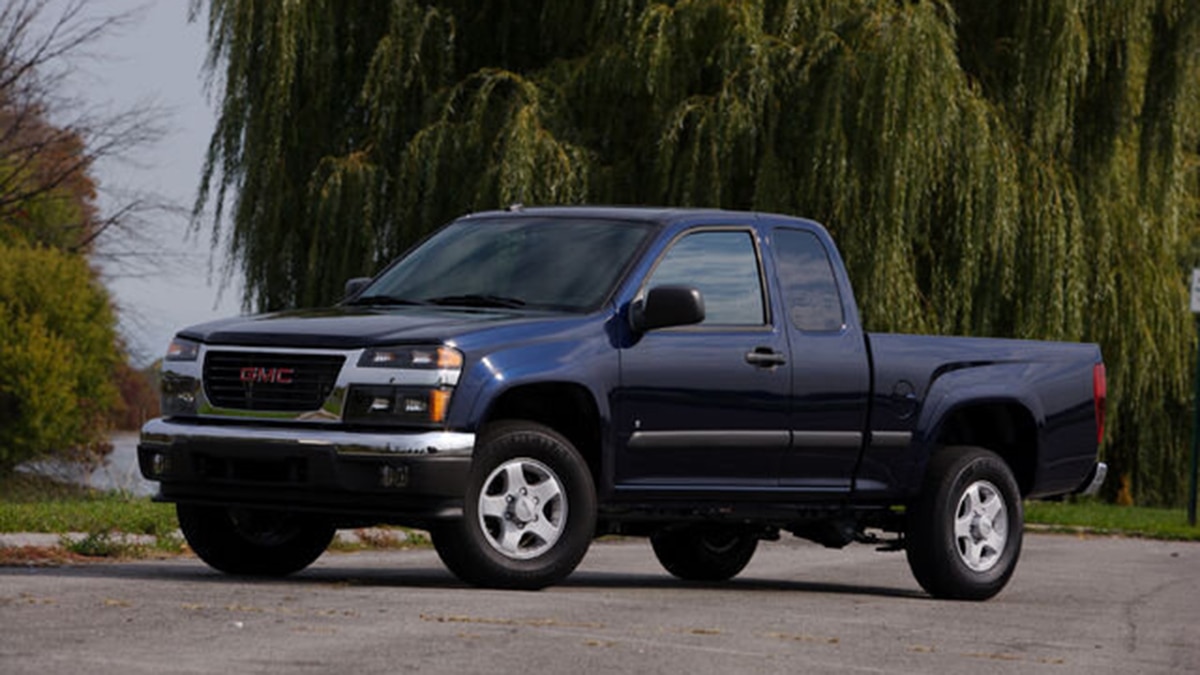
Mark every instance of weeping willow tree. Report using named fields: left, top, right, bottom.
left=192, top=0, right=1200, bottom=506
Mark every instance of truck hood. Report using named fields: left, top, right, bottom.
left=177, top=306, right=558, bottom=349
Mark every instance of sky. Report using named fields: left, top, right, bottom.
left=69, top=0, right=242, bottom=364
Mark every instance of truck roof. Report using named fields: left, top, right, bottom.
left=463, top=205, right=758, bottom=225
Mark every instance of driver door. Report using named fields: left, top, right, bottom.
left=614, top=228, right=791, bottom=490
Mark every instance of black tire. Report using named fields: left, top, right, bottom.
left=651, top=525, right=758, bottom=582
left=905, top=446, right=1023, bottom=600
left=177, top=503, right=335, bottom=576
left=431, top=421, right=596, bottom=590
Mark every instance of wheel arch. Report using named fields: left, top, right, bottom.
left=480, top=381, right=604, bottom=485
left=928, top=401, right=1040, bottom=496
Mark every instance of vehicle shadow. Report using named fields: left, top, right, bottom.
left=0, top=554, right=927, bottom=600
left=564, top=570, right=925, bottom=600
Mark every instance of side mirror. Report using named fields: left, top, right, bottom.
left=630, top=285, right=705, bottom=332
left=343, top=277, right=372, bottom=299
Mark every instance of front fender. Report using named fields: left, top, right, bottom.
left=449, top=333, right=617, bottom=435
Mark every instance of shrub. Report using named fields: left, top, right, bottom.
left=0, top=242, right=120, bottom=471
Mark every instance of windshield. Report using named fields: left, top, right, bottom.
left=357, top=217, right=655, bottom=312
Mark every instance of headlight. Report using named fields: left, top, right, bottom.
left=161, top=371, right=200, bottom=415
left=358, top=345, right=463, bottom=369
left=165, top=336, right=201, bottom=362
left=346, top=345, right=463, bottom=426
left=344, top=385, right=454, bottom=426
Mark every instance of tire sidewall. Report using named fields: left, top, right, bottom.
left=907, top=447, right=1024, bottom=600
left=448, top=422, right=596, bottom=588
left=938, top=453, right=1023, bottom=589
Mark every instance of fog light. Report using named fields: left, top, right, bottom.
left=380, top=465, right=409, bottom=488
left=151, top=452, right=171, bottom=476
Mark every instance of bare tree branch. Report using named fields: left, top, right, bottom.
left=0, top=0, right=170, bottom=255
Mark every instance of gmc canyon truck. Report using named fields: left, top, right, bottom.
left=139, top=206, right=1106, bottom=600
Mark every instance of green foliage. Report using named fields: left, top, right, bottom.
left=0, top=474, right=177, bottom=536
left=0, top=243, right=121, bottom=471
left=0, top=2, right=151, bottom=476
left=57, top=530, right=183, bottom=558
left=194, top=0, right=1200, bottom=506
left=61, top=530, right=140, bottom=558
left=1025, top=499, right=1200, bottom=541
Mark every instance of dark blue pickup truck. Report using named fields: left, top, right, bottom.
left=140, top=206, right=1106, bottom=600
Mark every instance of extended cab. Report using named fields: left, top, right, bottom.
left=140, top=207, right=1106, bottom=599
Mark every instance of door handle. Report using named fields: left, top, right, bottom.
left=745, top=347, right=787, bottom=367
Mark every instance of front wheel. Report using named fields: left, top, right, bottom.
left=177, top=504, right=335, bottom=576
left=905, top=446, right=1023, bottom=600
left=431, top=421, right=596, bottom=590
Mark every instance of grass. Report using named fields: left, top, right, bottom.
left=1025, top=499, right=1200, bottom=541
left=0, top=472, right=427, bottom=564
left=0, top=473, right=183, bottom=563
left=61, top=530, right=186, bottom=557
left=0, top=473, right=177, bottom=536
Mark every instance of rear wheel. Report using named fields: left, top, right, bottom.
left=651, top=525, right=758, bottom=582
left=431, top=421, right=596, bottom=590
left=905, top=446, right=1023, bottom=600
left=177, top=504, right=334, bottom=576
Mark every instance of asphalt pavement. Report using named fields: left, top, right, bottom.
left=1, top=534, right=1196, bottom=674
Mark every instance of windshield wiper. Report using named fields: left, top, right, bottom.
left=344, top=295, right=427, bottom=306
left=424, top=294, right=527, bottom=309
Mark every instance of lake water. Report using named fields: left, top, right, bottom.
left=20, top=431, right=156, bottom=497
left=94, top=431, right=154, bottom=495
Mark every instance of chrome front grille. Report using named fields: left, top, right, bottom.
left=203, top=351, right=345, bottom=411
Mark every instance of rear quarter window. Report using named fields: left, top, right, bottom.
left=771, top=229, right=845, bottom=332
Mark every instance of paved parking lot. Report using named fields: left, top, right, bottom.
left=1, top=534, right=1196, bottom=674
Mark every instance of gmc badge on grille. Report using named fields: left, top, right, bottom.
left=239, top=367, right=295, bottom=384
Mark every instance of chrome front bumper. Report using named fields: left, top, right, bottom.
left=139, top=418, right=475, bottom=457
left=137, top=418, right=477, bottom=513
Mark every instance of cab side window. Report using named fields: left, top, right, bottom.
left=772, top=229, right=845, bottom=332
left=646, top=230, right=765, bottom=326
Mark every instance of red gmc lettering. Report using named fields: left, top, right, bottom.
left=239, top=367, right=295, bottom=384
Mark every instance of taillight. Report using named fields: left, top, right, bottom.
left=1093, top=363, right=1106, bottom=445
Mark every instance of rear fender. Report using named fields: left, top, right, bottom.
left=903, top=364, right=1045, bottom=495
